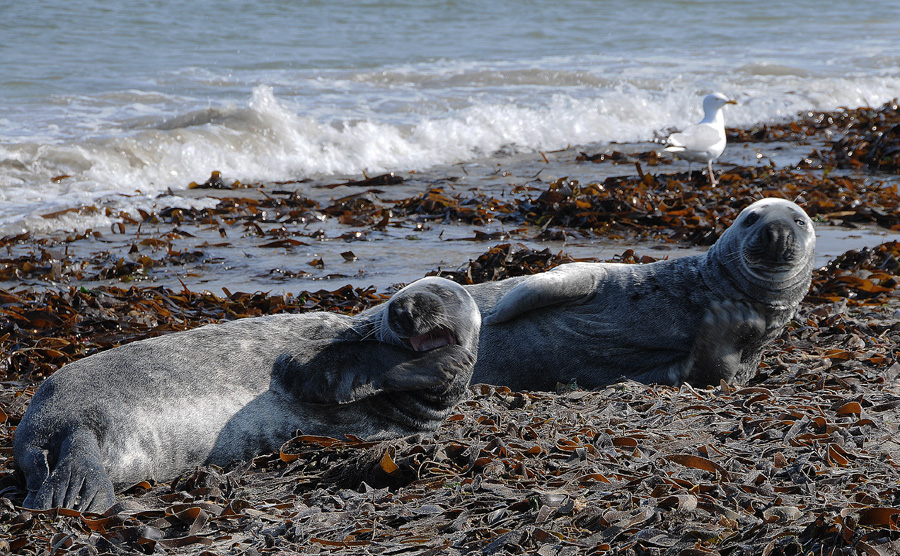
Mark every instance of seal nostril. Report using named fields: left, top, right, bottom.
left=742, top=212, right=760, bottom=227
left=765, top=222, right=790, bottom=244
left=756, top=222, right=796, bottom=262
left=396, top=310, right=413, bottom=333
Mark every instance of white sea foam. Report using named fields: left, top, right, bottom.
left=2, top=68, right=900, bottom=235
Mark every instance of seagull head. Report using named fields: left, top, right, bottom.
left=701, top=92, right=737, bottom=123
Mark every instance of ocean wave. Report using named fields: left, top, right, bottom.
left=3, top=74, right=900, bottom=234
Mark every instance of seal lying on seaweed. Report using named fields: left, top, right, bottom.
left=467, top=198, right=815, bottom=390
left=15, top=277, right=480, bottom=513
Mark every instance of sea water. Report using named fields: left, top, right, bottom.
left=1, top=0, right=900, bottom=235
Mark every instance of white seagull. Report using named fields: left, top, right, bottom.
left=664, top=92, right=737, bottom=186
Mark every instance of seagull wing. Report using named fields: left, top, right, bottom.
left=665, top=123, right=724, bottom=151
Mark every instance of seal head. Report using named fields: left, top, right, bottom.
left=685, top=198, right=815, bottom=385
left=704, top=197, right=815, bottom=310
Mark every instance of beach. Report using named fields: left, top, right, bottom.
left=2, top=99, right=900, bottom=297
left=2, top=100, right=900, bottom=554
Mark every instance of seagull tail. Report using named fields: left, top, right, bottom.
left=665, top=132, right=687, bottom=150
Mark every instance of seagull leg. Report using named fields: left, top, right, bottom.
left=707, top=160, right=717, bottom=187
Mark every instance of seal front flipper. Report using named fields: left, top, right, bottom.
left=682, top=300, right=767, bottom=386
left=483, top=263, right=602, bottom=325
left=21, top=428, right=115, bottom=513
left=273, top=342, right=466, bottom=405
left=380, top=344, right=475, bottom=395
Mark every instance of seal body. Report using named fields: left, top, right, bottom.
left=467, top=198, right=815, bottom=391
left=14, top=277, right=480, bottom=513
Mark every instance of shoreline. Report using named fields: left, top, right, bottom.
left=1, top=100, right=899, bottom=296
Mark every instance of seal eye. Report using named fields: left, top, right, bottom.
left=742, top=212, right=760, bottom=227
left=794, top=218, right=806, bottom=227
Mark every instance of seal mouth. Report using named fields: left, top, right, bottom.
left=408, top=327, right=457, bottom=352
left=742, top=245, right=806, bottom=274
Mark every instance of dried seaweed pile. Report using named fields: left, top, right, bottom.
left=727, top=97, right=900, bottom=173
left=808, top=241, right=900, bottom=304
left=394, top=186, right=513, bottom=227
left=429, top=243, right=586, bottom=285
left=428, top=242, right=662, bottom=286
left=4, top=165, right=897, bottom=288
left=506, top=168, right=900, bottom=245
left=385, top=168, right=900, bottom=247
left=725, top=97, right=899, bottom=153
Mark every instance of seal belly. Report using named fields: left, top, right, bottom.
left=101, top=393, right=256, bottom=485
left=475, top=299, right=697, bottom=390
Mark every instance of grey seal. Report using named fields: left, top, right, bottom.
left=14, top=276, right=480, bottom=513
left=466, top=198, right=815, bottom=391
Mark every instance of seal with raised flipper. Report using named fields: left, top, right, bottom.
left=14, top=276, right=480, bottom=513
left=466, top=197, right=815, bottom=391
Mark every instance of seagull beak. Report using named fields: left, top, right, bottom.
left=726, top=99, right=738, bottom=105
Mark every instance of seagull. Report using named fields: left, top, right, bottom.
left=664, top=92, right=737, bottom=186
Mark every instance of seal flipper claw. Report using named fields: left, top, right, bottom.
left=683, top=299, right=767, bottom=386
left=31, top=429, right=115, bottom=513
left=17, top=444, right=50, bottom=509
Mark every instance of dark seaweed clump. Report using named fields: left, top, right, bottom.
left=798, top=99, right=900, bottom=173
left=392, top=164, right=900, bottom=246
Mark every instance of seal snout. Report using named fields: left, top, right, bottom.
left=388, top=298, right=419, bottom=336
left=757, top=221, right=796, bottom=264
left=388, top=289, right=459, bottom=351
left=741, top=208, right=811, bottom=269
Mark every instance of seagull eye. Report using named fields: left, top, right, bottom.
left=742, top=212, right=760, bottom=227
left=794, top=218, right=806, bottom=227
